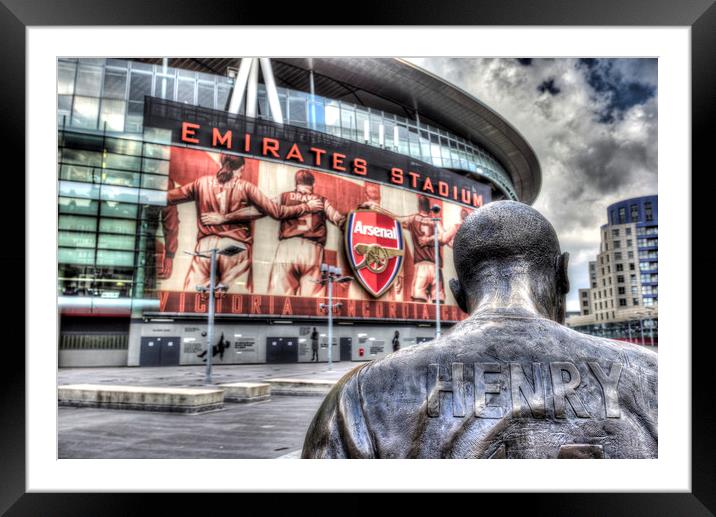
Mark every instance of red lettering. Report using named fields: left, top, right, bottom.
left=453, top=185, right=458, bottom=200
left=388, top=303, right=397, bottom=319
left=422, top=177, right=434, bottom=193
left=285, top=143, right=304, bottom=163
left=353, top=158, right=367, bottom=175
left=181, top=122, right=200, bottom=144
left=347, top=300, right=356, bottom=318
left=212, top=128, right=232, bottom=149
left=408, top=172, right=420, bottom=188
left=375, top=302, right=384, bottom=319
left=316, top=299, right=324, bottom=316
left=281, top=297, right=293, bottom=316
left=461, top=188, right=471, bottom=204
left=361, top=301, right=370, bottom=318
left=473, top=193, right=484, bottom=207
left=310, top=147, right=326, bottom=166
left=251, top=296, right=262, bottom=314
left=216, top=297, right=223, bottom=313
left=231, top=295, right=243, bottom=313
left=159, top=291, right=170, bottom=312
left=268, top=296, right=275, bottom=314
left=401, top=303, right=409, bottom=319
left=244, top=133, right=251, bottom=152
left=195, top=293, right=206, bottom=313
left=178, top=292, right=186, bottom=313
left=390, top=167, right=404, bottom=185
left=422, top=303, right=431, bottom=320
left=262, top=138, right=280, bottom=158
left=332, top=153, right=346, bottom=172
left=438, top=181, right=449, bottom=197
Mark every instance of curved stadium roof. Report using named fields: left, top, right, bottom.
left=136, top=57, right=541, bottom=204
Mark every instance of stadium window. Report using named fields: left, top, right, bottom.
left=626, top=227, right=632, bottom=236
left=617, top=275, right=624, bottom=283
left=618, top=207, right=626, bottom=224
left=613, top=240, right=621, bottom=249
left=619, top=299, right=627, bottom=306
left=616, top=264, right=623, bottom=272
left=612, top=229, right=620, bottom=237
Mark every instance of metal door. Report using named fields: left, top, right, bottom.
left=160, top=337, right=180, bottom=366
left=266, top=336, right=299, bottom=363
left=140, top=336, right=181, bottom=366
left=340, top=337, right=352, bottom=361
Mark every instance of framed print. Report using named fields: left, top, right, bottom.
left=4, top=0, right=712, bottom=512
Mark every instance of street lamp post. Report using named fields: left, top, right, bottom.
left=430, top=205, right=442, bottom=339
left=185, top=244, right=245, bottom=384
left=317, top=264, right=352, bottom=370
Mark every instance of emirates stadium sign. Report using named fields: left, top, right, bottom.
left=345, top=210, right=405, bottom=298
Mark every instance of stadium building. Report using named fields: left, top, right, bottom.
left=57, top=57, right=542, bottom=367
left=567, top=195, right=658, bottom=346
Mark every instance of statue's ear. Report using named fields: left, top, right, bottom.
left=449, top=278, right=469, bottom=313
left=556, top=252, right=570, bottom=294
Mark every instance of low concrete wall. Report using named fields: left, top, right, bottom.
left=219, top=382, right=271, bottom=402
left=266, top=378, right=336, bottom=396
left=58, top=384, right=224, bottom=414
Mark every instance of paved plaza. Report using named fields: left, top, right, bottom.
left=58, top=362, right=362, bottom=459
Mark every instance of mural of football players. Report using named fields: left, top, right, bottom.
left=164, top=153, right=323, bottom=292
left=266, top=169, right=347, bottom=296
left=419, top=206, right=472, bottom=249
left=360, top=194, right=444, bottom=303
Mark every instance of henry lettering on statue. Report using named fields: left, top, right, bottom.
left=301, top=201, right=657, bottom=459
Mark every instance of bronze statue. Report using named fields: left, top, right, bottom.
left=302, top=201, right=657, bottom=458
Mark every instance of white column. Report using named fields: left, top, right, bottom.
left=228, top=57, right=254, bottom=114
left=260, top=58, right=284, bottom=124
left=246, top=58, right=259, bottom=118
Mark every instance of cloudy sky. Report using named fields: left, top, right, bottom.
left=408, top=58, right=658, bottom=311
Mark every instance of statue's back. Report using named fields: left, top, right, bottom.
left=303, top=312, right=658, bottom=459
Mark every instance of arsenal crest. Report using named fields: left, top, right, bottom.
left=345, top=210, right=405, bottom=298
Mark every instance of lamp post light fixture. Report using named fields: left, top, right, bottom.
left=185, top=243, right=245, bottom=384
left=430, top=204, right=442, bottom=339
left=316, top=263, right=352, bottom=370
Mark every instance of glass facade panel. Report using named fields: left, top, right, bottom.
left=59, top=215, right=97, bottom=232
left=59, top=196, right=99, bottom=216
left=71, top=96, right=99, bottom=129
left=75, top=65, right=102, bottom=96
left=141, top=174, right=169, bottom=191
left=59, top=164, right=99, bottom=183
left=98, top=234, right=136, bottom=250
left=100, top=200, right=138, bottom=219
left=101, top=169, right=139, bottom=188
left=102, top=68, right=127, bottom=99
left=197, top=82, right=215, bottom=108
left=59, top=231, right=97, bottom=248
left=104, top=152, right=141, bottom=171
left=59, top=181, right=100, bottom=200
left=99, top=218, right=136, bottom=234
left=58, top=248, right=95, bottom=265
left=143, top=143, right=171, bottom=160
left=96, top=250, right=135, bottom=267
left=58, top=61, right=76, bottom=95
left=99, top=99, right=126, bottom=132
left=100, top=185, right=139, bottom=203
left=142, top=157, right=169, bottom=174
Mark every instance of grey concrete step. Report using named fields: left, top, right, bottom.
left=266, top=378, right=336, bottom=396
left=218, top=382, right=271, bottom=402
left=58, top=384, right=224, bottom=414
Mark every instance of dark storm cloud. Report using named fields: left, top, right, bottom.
left=406, top=58, right=657, bottom=310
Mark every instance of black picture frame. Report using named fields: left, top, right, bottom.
left=3, top=0, right=710, bottom=513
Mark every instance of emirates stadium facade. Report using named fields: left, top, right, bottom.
left=57, top=57, right=541, bottom=367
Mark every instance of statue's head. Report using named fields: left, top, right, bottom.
left=449, top=201, right=570, bottom=323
